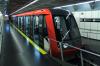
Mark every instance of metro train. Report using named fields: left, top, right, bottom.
left=12, top=8, right=81, bottom=57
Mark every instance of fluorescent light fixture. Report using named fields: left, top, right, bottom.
left=95, top=0, right=100, bottom=1
left=5, top=15, right=8, bottom=17
left=10, top=0, right=39, bottom=15
left=54, top=0, right=99, bottom=9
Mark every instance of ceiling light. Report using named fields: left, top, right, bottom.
left=10, top=0, right=39, bottom=15
left=54, top=0, right=98, bottom=9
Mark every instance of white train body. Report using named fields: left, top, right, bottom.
left=73, top=10, right=100, bottom=40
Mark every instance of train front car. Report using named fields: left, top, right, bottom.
left=11, top=9, right=82, bottom=61
left=50, top=9, right=82, bottom=57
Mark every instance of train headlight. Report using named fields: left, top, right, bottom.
left=63, top=43, right=68, bottom=48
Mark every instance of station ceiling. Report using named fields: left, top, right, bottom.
left=0, top=0, right=7, bottom=13
left=8, top=0, right=93, bottom=15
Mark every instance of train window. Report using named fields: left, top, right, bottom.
left=54, top=17, right=60, bottom=29
left=20, top=17, right=23, bottom=30
left=68, top=15, right=81, bottom=40
left=25, top=16, right=31, bottom=36
left=34, top=16, right=39, bottom=33
left=43, top=16, right=48, bottom=36
left=53, top=16, right=70, bottom=41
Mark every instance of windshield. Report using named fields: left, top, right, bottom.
left=53, top=15, right=81, bottom=42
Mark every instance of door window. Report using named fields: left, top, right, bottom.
left=18, top=17, right=21, bottom=29
left=33, top=16, right=39, bottom=44
left=25, top=16, right=30, bottom=36
left=20, top=17, right=23, bottom=30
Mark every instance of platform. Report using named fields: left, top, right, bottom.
left=1, top=21, right=99, bottom=66
left=0, top=21, right=61, bottom=66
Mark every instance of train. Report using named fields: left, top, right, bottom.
left=11, top=8, right=81, bottom=58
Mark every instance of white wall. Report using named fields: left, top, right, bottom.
left=73, top=10, right=100, bottom=40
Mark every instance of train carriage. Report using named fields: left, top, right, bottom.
left=12, top=8, right=81, bottom=57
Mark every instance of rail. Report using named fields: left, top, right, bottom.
left=48, top=36, right=100, bottom=66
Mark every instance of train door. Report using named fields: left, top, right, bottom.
left=33, top=15, right=49, bottom=51
left=31, top=16, right=34, bottom=40
left=25, top=16, right=31, bottom=36
left=43, top=16, right=50, bottom=52
left=20, top=17, right=23, bottom=31
left=38, top=15, right=49, bottom=51
left=21, top=16, right=25, bottom=32
left=38, top=15, right=43, bottom=48
left=33, top=16, right=40, bottom=44
left=18, top=17, right=21, bottom=29
left=17, top=17, right=19, bottom=28
left=16, top=17, right=18, bottom=27
left=22, top=16, right=25, bottom=33
left=30, top=16, right=33, bottom=39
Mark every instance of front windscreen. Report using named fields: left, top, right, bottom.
left=53, top=15, right=81, bottom=43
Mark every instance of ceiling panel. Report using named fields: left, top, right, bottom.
left=8, top=0, right=93, bottom=14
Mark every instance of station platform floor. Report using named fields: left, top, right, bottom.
left=1, top=21, right=99, bottom=66
left=0, top=21, right=61, bottom=66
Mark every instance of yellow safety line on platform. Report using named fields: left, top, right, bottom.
left=11, top=23, right=47, bottom=55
